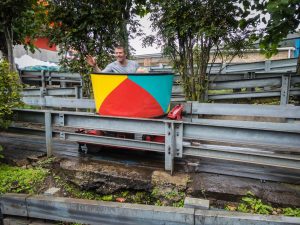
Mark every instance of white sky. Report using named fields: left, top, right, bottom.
left=129, top=15, right=161, bottom=55
left=129, top=7, right=270, bottom=55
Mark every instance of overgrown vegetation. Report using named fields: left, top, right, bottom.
left=144, top=0, right=257, bottom=101
left=0, top=0, right=47, bottom=71
left=0, top=60, right=23, bottom=129
left=0, top=146, right=3, bottom=159
left=226, top=191, right=300, bottom=217
left=246, top=0, right=300, bottom=74
left=0, top=163, right=48, bottom=194
left=53, top=173, right=185, bottom=207
left=45, top=0, right=146, bottom=97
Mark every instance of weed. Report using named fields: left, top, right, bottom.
left=151, top=187, right=160, bottom=197
left=155, top=199, right=163, bottom=206
left=121, top=190, right=129, bottom=198
left=0, top=163, right=48, bottom=194
left=53, top=174, right=102, bottom=200
left=0, top=145, right=3, bottom=159
left=226, top=191, right=300, bottom=217
left=37, top=157, right=56, bottom=167
left=283, top=208, right=300, bottom=217
left=172, top=199, right=184, bottom=208
left=101, top=195, right=113, bottom=201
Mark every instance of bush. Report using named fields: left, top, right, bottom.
left=0, top=59, right=23, bottom=129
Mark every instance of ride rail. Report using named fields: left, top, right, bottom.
left=20, top=72, right=300, bottom=104
left=9, top=102, right=300, bottom=175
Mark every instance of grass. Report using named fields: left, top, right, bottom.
left=225, top=191, right=300, bottom=217
left=0, top=163, right=48, bottom=194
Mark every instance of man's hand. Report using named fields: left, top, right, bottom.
left=136, top=67, right=149, bottom=73
left=86, top=55, right=97, bottom=67
left=86, top=55, right=101, bottom=72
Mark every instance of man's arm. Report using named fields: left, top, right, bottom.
left=86, top=55, right=101, bottom=72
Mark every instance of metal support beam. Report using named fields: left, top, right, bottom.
left=58, top=113, right=64, bottom=126
left=265, top=60, right=271, bottom=72
left=41, top=70, right=46, bottom=89
left=47, top=71, right=52, bottom=86
left=165, top=122, right=175, bottom=173
left=45, top=111, right=53, bottom=157
left=175, top=122, right=183, bottom=158
left=280, top=74, right=291, bottom=105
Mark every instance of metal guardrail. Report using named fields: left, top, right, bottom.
left=150, top=58, right=298, bottom=74
left=1, top=194, right=299, bottom=225
left=11, top=102, right=300, bottom=174
left=22, top=96, right=94, bottom=109
left=20, top=73, right=300, bottom=105
left=21, top=95, right=183, bottom=108
left=22, top=86, right=82, bottom=98
left=172, top=73, right=300, bottom=104
left=19, top=58, right=297, bottom=88
left=19, top=70, right=82, bottom=88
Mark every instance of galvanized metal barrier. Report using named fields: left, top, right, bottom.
left=22, top=86, right=82, bottom=98
left=1, top=194, right=299, bottom=225
left=172, top=73, right=300, bottom=104
left=19, top=59, right=297, bottom=88
left=11, top=102, right=300, bottom=174
left=19, top=70, right=82, bottom=88
left=20, top=73, right=300, bottom=105
left=150, top=58, right=298, bottom=74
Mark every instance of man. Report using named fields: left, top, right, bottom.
left=86, top=45, right=143, bottom=73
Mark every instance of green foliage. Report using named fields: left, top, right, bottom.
left=226, top=191, right=300, bottom=217
left=131, top=191, right=151, bottom=204
left=283, top=207, right=300, bottom=217
left=238, top=197, right=273, bottom=215
left=101, top=195, right=113, bottom=201
left=150, top=187, right=185, bottom=207
left=53, top=175, right=103, bottom=200
left=236, top=192, right=273, bottom=215
left=37, top=157, right=57, bottom=167
left=0, top=0, right=47, bottom=67
left=249, top=0, right=300, bottom=58
left=164, top=190, right=185, bottom=200
left=45, top=0, right=145, bottom=97
left=0, top=60, right=23, bottom=129
left=145, top=0, right=256, bottom=101
left=0, top=145, right=3, bottom=159
left=0, top=163, right=48, bottom=194
left=172, top=199, right=184, bottom=208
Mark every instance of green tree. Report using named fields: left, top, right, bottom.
left=45, top=0, right=145, bottom=97
left=253, top=0, right=300, bottom=74
left=0, top=0, right=47, bottom=72
left=0, top=60, right=22, bottom=129
left=144, top=0, right=256, bottom=101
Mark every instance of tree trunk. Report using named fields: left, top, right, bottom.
left=3, top=26, right=15, bottom=72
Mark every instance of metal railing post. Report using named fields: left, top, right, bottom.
left=280, top=74, right=291, bottom=105
left=75, top=86, right=81, bottom=112
left=174, top=122, right=183, bottom=158
left=45, top=111, right=53, bottom=157
left=60, top=74, right=66, bottom=88
left=265, top=60, right=271, bottom=72
left=165, top=122, right=175, bottom=174
left=41, top=70, right=46, bottom=89
left=48, top=71, right=52, bottom=86
left=164, top=121, right=183, bottom=174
